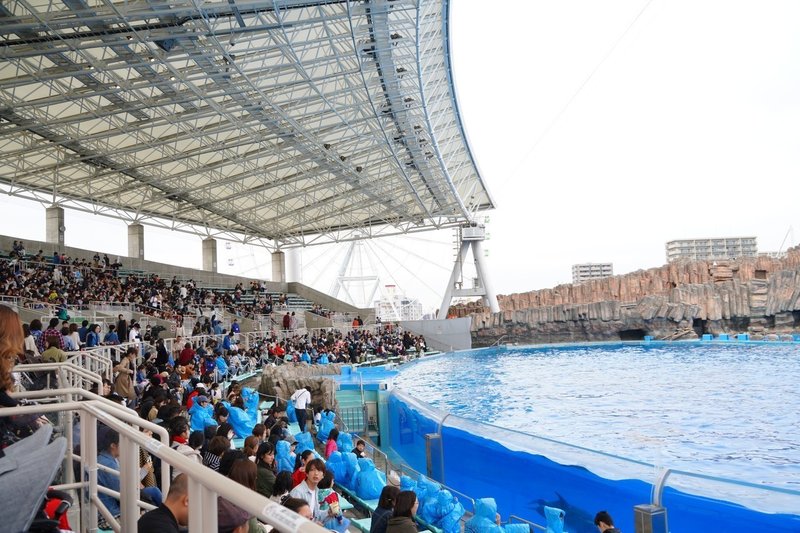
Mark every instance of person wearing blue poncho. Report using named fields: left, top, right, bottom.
left=188, top=396, right=218, bottom=433
left=214, top=353, right=228, bottom=379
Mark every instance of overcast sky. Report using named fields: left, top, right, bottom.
left=3, top=1, right=799, bottom=312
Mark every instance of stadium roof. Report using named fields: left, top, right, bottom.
left=0, top=0, right=493, bottom=248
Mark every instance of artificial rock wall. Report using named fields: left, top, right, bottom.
left=463, top=246, right=800, bottom=345
left=258, top=363, right=341, bottom=411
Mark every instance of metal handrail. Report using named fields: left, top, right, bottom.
left=0, top=394, right=328, bottom=533
left=508, top=514, right=547, bottom=531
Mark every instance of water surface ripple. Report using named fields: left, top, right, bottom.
left=395, top=343, right=800, bottom=489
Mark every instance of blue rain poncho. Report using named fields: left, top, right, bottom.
left=223, top=387, right=260, bottom=438
left=337, top=432, right=354, bottom=454
left=316, top=411, right=336, bottom=442
left=354, top=458, right=386, bottom=500
left=465, top=498, right=503, bottom=533
left=326, top=451, right=347, bottom=483
left=188, top=401, right=217, bottom=433
left=431, top=490, right=465, bottom=533
left=286, top=401, right=297, bottom=423
left=544, top=506, right=565, bottom=533
left=340, top=452, right=361, bottom=491
left=275, top=439, right=295, bottom=473
left=294, top=431, right=315, bottom=457
left=399, top=474, right=417, bottom=492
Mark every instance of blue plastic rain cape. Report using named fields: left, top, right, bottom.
left=223, top=387, right=260, bottom=438
left=464, top=498, right=503, bottom=533
left=326, top=451, right=347, bottom=483
left=215, top=356, right=228, bottom=377
left=341, top=452, right=361, bottom=491
left=294, top=431, right=316, bottom=457
left=286, top=401, right=297, bottom=423
left=354, top=458, right=386, bottom=500
left=275, top=439, right=295, bottom=473
left=414, top=475, right=438, bottom=517
left=544, top=506, right=565, bottom=533
left=418, top=478, right=442, bottom=524
left=300, top=351, right=311, bottom=364
left=431, top=490, right=464, bottom=533
left=317, top=411, right=336, bottom=442
left=399, top=474, right=417, bottom=492
left=337, top=432, right=354, bottom=454
left=188, top=401, right=218, bottom=433
left=318, top=354, right=329, bottom=365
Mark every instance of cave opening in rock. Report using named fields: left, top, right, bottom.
left=692, top=319, right=707, bottom=336
left=619, top=329, right=647, bottom=341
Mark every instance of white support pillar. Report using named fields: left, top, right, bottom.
left=127, top=223, right=145, bottom=259
left=286, top=247, right=301, bottom=282
left=272, top=250, right=286, bottom=282
left=438, top=224, right=500, bottom=318
left=472, top=239, right=500, bottom=313
left=438, top=241, right=470, bottom=319
left=203, top=237, right=217, bottom=272
left=45, top=204, right=65, bottom=245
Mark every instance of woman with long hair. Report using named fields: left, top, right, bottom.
left=0, top=305, right=24, bottom=394
left=325, top=427, right=339, bottom=459
left=255, top=441, right=277, bottom=498
left=386, top=491, right=419, bottom=533
left=0, top=305, right=46, bottom=453
left=370, top=485, right=401, bottom=533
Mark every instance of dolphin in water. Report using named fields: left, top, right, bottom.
left=531, top=492, right=596, bottom=533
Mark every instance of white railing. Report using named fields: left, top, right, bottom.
left=67, top=350, right=114, bottom=382
left=1, top=388, right=327, bottom=533
left=14, top=361, right=102, bottom=394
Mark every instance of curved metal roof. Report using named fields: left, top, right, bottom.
left=0, top=0, right=493, bottom=248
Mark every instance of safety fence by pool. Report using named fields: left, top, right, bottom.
left=387, top=389, right=800, bottom=533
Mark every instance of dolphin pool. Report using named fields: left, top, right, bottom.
left=387, top=342, right=800, bottom=532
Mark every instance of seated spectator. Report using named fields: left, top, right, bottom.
left=96, top=428, right=162, bottom=524
left=371, top=486, right=401, bottom=533
left=283, top=497, right=314, bottom=521
left=138, top=473, right=189, bottom=532
left=325, top=428, right=339, bottom=459
left=268, top=471, right=293, bottom=504
left=202, top=435, right=229, bottom=472
left=352, top=439, right=368, bottom=459
left=386, top=491, right=419, bottom=533
left=255, top=442, right=277, bottom=498
left=41, top=335, right=67, bottom=363
left=292, top=450, right=314, bottom=487
left=217, top=497, right=251, bottom=533
left=103, top=324, right=120, bottom=345
left=85, top=324, right=101, bottom=348
left=289, top=458, right=329, bottom=522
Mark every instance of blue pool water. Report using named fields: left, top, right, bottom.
left=389, top=342, right=800, bottom=532
left=395, top=342, right=800, bottom=489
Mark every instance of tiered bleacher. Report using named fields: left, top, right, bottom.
left=1, top=242, right=479, bottom=532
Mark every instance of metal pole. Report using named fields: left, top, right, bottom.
left=119, top=433, right=139, bottom=532
left=83, top=411, right=98, bottom=532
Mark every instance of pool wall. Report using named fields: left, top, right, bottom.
left=387, top=389, right=800, bottom=533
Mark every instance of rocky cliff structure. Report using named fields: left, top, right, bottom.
left=460, top=246, right=800, bottom=346
left=259, top=364, right=342, bottom=411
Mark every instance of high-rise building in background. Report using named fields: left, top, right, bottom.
left=374, top=285, right=424, bottom=322
left=666, top=237, right=758, bottom=262
left=572, top=263, right=613, bottom=284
